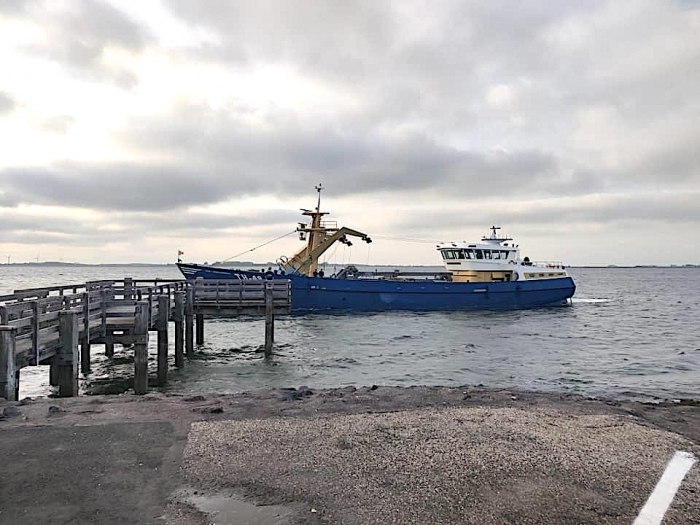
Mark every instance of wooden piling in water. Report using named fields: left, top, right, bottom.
left=133, top=302, right=149, bottom=395
left=157, top=295, right=169, bottom=386
left=80, top=292, right=91, bottom=375
left=264, top=282, right=274, bottom=357
left=185, top=286, right=194, bottom=357
left=0, top=326, right=18, bottom=401
left=174, top=291, right=185, bottom=368
left=56, top=311, right=79, bottom=397
left=196, top=314, right=204, bottom=345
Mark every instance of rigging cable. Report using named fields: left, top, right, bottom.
left=222, top=230, right=297, bottom=263
left=371, top=235, right=436, bottom=244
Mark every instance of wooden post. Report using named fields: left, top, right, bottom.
left=264, top=282, right=274, bottom=357
left=124, top=278, right=134, bottom=300
left=157, top=295, right=169, bottom=386
left=196, top=314, right=204, bottom=345
left=194, top=278, right=204, bottom=345
left=185, top=286, right=194, bottom=357
left=56, top=311, right=79, bottom=397
left=173, top=291, right=184, bottom=368
left=100, top=289, right=107, bottom=338
left=51, top=297, right=68, bottom=383
left=0, top=326, right=18, bottom=401
left=133, top=301, right=149, bottom=395
left=101, top=288, right=115, bottom=358
left=80, top=292, right=91, bottom=375
left=31, top=301, right=39, bottom=366
left=49, top=362, right=59, bottom=386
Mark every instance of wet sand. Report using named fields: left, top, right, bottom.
left=1, top=386, right=698, bottom=524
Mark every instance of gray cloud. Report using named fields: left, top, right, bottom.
left=2, top=1, right=699, bottom=263
left=40, top=115, right=77, bottom=134
left=0, top=92, right=15, bottom=114
left=113, top=102, right=575, bottom=203
left=0, top=166, right=221, bottom=211
left=9, top=0, right=152, bottom=87
left=399, top=191, right=700, bottom=237
left=0, top=205, right=298, bottom=249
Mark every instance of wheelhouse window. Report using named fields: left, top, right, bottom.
left=475, top=250, right=484, bottom=259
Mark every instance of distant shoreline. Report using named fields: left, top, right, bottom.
left=1, top=262, right=698, bottom=269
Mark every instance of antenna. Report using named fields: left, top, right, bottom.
left=315, top=183, right=323, bottom=211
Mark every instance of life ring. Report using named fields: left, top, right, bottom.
left=513, top=272, right=519, bottom=281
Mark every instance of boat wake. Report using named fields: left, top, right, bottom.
left=572, top=298, right=611, bottom=304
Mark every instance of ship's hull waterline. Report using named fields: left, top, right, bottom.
left=178, top=263, right=576, bottom=312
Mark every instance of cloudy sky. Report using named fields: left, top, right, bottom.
left=1, top=0, right=699, bottom=266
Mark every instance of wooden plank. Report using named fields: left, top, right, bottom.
left=194, top=306, right=291, bottom=316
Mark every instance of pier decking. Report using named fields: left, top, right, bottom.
left=0, top=278, right=291, bottom=400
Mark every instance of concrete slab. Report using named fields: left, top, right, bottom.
left=0, top=387, right=698, bottom=524
left=0, top=422, right=180, bottom=525
left=182, top=406, right=700, bottom=525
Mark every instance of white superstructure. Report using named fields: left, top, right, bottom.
left=436, top=226, right=569, bottom=283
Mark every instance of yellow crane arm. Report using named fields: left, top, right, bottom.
left=283, top=227, right=370, bottom=276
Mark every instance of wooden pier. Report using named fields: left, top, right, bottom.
left=0, top=278, right=291, bottom=400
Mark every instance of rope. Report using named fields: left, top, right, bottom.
left=222, top=230, right=297, bottom=262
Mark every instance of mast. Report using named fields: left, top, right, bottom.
left=282, top=185, right=372, bottom=276
left=315, top=183, right=323, bottom=212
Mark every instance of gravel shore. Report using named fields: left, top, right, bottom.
left=1, top=386, right=698, bottom=524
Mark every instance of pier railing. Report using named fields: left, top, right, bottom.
left=0, top=278, right=292, bottom=401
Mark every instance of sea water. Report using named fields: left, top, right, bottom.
left=1, top=265, right=698, bottom=402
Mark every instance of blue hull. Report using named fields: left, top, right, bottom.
left=178, top=263, right=575, bottom=312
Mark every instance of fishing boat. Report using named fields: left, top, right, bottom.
left=178, top=186, right=576, bottom=311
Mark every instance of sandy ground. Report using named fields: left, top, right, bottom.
left=1, top=386, right=698, bottom=524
